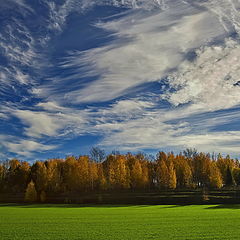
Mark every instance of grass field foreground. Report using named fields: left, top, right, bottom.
left=0, top=204, right=240, bottom=239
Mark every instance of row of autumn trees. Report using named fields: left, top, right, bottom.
left=0, top=149, right=240, bottom=202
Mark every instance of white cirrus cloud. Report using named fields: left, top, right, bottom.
left=97, top=107, right=240, bottom=154
left=0, top=135, right=57, bottom=157
left=58, top=1, right=227, bottom=103
left=14, top=110, right=64, bottom=138
left=12, top=108, right=88, bottom=138
left=163, top=38, right=240, bottom=111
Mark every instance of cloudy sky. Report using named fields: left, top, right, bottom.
left=1, top=0, right=240, bottom=160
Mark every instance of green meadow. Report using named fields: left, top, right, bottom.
left=0, top=204, right=240, bottom=240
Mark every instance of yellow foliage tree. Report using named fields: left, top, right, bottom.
left=131, top=160, right=143, bottom=189
left=208, top=162, right=223, bottom=189
left=24, top=181, right=37, bottom=202
left=156, top=160, right=169, bottom=189
left=168, top=161, right=177, bottom=189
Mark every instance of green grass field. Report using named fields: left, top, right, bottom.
left=0, top=204, right=240, bottom=240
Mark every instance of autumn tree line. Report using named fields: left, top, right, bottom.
left=0, top=149, right=240, bottom=202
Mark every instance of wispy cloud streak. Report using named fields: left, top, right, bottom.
left=58, top=1, right=228, bottom=103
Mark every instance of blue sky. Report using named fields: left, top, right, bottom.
left=1, top=0, right=240, bottom=160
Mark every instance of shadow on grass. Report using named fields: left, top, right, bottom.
left=0, top=203, right=153, bottom=208
left=0, top=203, right=197, bottom=209
left=3, top=203, right=240, bottom=209
left=161, top=205, right=192, bottom=209
left=0, top=203, right=21, bottom=207
left=205, top=204, right=240, bottom=210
